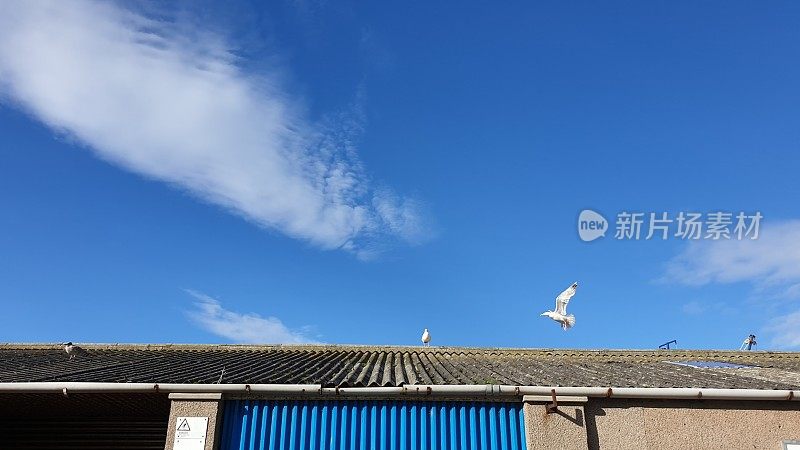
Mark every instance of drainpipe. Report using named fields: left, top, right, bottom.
left=0, top=383, right=796, bottom=401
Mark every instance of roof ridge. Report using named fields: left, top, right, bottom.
left=2, top=342, right=799, bottom=356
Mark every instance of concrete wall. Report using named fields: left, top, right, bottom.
left=165, top=393, right=223, bottom=450
left=524, top=400, right=589, bottom=450
left=523, top=398, right=800, bottom=450
left=585, top=399, right=800, bottom=450
left=163, top=395, right=799, bottom=450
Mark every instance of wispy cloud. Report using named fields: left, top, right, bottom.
left=664, top=221, right=800, bottom=296
left=0, top=1, right=428, bottom=256
left=186, top=290, right=318, bottom=344
left=769, top=311, right=800, bottom=348
left=680, top=300, right=736, bottom=317
left=664, top=220, right=800, bottom=347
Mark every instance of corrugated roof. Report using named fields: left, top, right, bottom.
left=1, top=344, right=799, bottom=389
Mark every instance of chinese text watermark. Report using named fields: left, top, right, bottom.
left=578, top=210, right=762, bottom=242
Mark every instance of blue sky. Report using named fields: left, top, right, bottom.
left=2, top=1, right=800, bottom=350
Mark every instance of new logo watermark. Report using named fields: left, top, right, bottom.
left=577, top=210, right=762, bottom=242
left=578, top=209, right=608, bottom=242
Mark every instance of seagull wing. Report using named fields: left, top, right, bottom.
left=555, top=282, right=578, bottom=315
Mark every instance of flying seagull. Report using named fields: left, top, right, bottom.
left=421, top=328, right=431, bottom=346
left=63, top=342, right=87, bottom=359
left=541, top=282, right=578, bottom=330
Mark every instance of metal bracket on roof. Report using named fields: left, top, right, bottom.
left=659, top=340, right=677, bottom=350
left=545, top=389, right=558, bottom=414
left=245, top=384, right=251, bottom=394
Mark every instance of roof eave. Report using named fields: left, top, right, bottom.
left=0, top=382, right=796, bottom=402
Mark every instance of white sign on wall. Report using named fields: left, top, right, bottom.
left=173, top=416, right=209, bottom=450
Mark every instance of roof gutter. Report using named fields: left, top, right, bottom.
left=0, top=383, right=796, bottom=401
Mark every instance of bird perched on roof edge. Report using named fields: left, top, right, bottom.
left=63, top=342, right=87, bottom=359
left=541, top=282, right=578, bottom=330
left=421, top=328, right=431, bottom=346
left=739, top=334, right=757, bottom=351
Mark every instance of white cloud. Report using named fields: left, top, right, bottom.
left=680, top=300, right=736, bottom=317
left=664, top=220, right=800, bottom=347
left=664, top=220, right=800, bottom=296
left=769, top=311, right=800, bottom=348
left=0, top=1, right=427, bottom=255
left=186, top=290, right=318, bottom=344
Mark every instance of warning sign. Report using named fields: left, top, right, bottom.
left=173, top=416, right=208, bottom=450
left=177, top=418, right=191, bottom=432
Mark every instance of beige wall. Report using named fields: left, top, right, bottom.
left=524, top=401, right=589, bottom=450
left=524, top=398, right=800, bottom=450
left=586, top=399, right=800, bottom=450
left=163, top=395, right=799, bottom=450
left=165, top=393, right=223, bottom=450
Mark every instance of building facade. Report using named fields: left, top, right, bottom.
left=0, top=344, right=798, bottom=449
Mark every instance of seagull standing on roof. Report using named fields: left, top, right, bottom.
left=541, top=282, right=578, bottom=330
left=63, top=342, right=86, bottom=359
left=739, top=334, right=757, bottom=351
left=421, top=328, right=431, bottom=346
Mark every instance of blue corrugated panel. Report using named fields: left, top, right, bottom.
left=221, top=400, right=527, bottom=450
